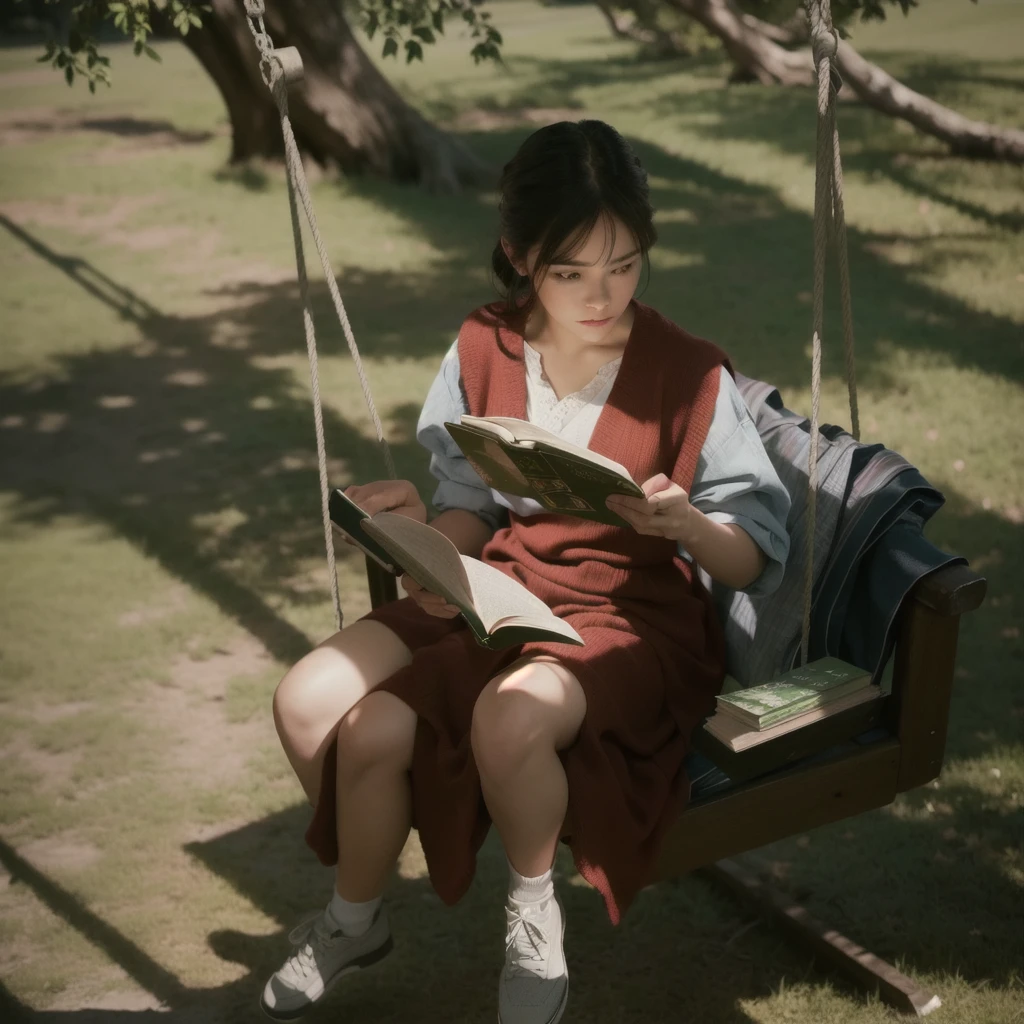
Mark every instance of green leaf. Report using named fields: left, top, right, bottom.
left=432, top=9, right=445, bottom=33
left=64, top=65, right=74, bottom=86
left=382, top=36, right=399, bottom=59
left=412, top=26, right=435, bottom=43
left=144, top=45, right=161, bottom=62
left=404, top=39, right=423, bottom=63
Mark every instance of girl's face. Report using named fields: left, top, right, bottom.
left=508, top=213, right=643, bottom=348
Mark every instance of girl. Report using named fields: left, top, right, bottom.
left=261, top=120, right=790, bottom=1024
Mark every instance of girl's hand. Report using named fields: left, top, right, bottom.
left=605, top=473, right=695, bottom=545
left=402, top=574, right=461, bottom=618
left=336, top=480, right=428, bottom=549
left=344, top=480, right=426, bottom=522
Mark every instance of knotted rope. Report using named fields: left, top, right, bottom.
left=802, top=0, right=860, bottom=665
left=242, top=0, right=397, bottom=631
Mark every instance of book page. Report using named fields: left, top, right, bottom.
left=461, top=415, right=636, bottom=482
left=362, top=514, right=483, bottom=633
left=459, top=558, right=582, bottom=644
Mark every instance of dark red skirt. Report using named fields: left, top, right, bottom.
left=305, top=573, right=723, bottom=925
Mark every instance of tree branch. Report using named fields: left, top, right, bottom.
left=665, top=0, right=1024, bottom=162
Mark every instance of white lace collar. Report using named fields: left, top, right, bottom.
left=523, top=341, right=623, bottom=433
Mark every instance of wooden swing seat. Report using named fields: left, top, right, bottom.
left=363, top=556, right=986, bottom=1015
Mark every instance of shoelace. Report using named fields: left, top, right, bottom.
left=281, top=912, right=339, bottom=982
left=504, top=903, right=550, bottom=980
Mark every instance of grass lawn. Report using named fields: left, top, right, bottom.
left=0, top=0, right=1021, bottom=1020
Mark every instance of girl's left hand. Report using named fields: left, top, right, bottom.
left=605, top=473, right=694, bottom=544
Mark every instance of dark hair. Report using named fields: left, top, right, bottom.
left=491, top=120, right=656, bottom=315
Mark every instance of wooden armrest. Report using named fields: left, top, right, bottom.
left=366, top=557, right=398, bottom=609
left=910, top=563, right=986, bottom=617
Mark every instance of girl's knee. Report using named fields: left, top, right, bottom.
left=336, top=691, right=417, bottom=782
left=471, top=676, right=549, bottom=778
left=272, top=651, right=343, bottom=738
left=272, top=620, right=410, bottom=738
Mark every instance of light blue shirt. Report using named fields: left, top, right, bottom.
left=415, top=341, right=792, bottom=596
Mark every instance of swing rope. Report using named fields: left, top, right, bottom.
left=802, top=0, right=860, bottom=665
left=241, top=0, right=860, bottom=665
left=242, top=0, right=397, bottom=631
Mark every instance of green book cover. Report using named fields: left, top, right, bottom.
left=715, top=657, right=872, bottom=729
left=444, top=419, right=644, bottom=527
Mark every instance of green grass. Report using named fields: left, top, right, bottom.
left=0, top=1, right=1022, bottom=1020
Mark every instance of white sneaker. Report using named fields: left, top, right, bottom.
left=260, top=906, right=393, bottom=1020
left=498, top=894, right=569, bottom=1024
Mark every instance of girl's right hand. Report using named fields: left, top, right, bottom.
left=344, top=480, right=426, bottom=522
left=336, top=479, right=428, bottom=550
left=402, top=574, right=461, bottom=618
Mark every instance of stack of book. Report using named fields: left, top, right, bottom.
left=703, top=657, right=882, bottom=752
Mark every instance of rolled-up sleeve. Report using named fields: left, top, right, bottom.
left=680, top=367, right=791, bottom=596
left=415, top=341, right=508, bottom=532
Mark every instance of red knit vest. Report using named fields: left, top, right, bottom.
left=457, top=300, right=731, bottom=603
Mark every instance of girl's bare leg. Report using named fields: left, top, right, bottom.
left=470, top=656, right=587, bottom=876
left=333, top=690, right=418, bottom=901
left=272, top=619, right=413, bottom=807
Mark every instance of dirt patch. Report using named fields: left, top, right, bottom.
left=0, top=69, right=59, bottom=90
left=129, top=634, right=278, bottom=791
left=117, top=584, right=190, bottom=628
left=0, top=193, right=200, bottom=252
left=45, top=972, right=170, bottom=1014
left=0, top=107, right=216, bottom=150
left=3, top=736, right=81, bottom=791
left=16, top=833, right=102, bottom=872
left=29, top=701, right=96, bottom=723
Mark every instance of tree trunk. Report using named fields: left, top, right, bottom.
left=665, top=0, right=1024, bottom=163
left=175, top=0, right=491, bottom=191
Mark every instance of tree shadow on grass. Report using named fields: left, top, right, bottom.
left=2, top=105, right=1021, bottom=1019
left=339, top=125, right=1024, bottom=393
left=632, top=53, right=1024, bottom=234
left=0, top=215, right=440, bottom=668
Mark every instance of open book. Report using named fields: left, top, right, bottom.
left=444, top=415, right=645, bottom=526
left=328, top=489, right=583, bottom=651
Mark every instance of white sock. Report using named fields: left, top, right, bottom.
left=325, top=890, right=382, bottom=937
left=508, top=861, right=555, bottom=905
